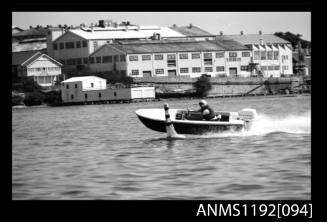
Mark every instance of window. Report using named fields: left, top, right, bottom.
left=53, top=43, right=58, bottom=50
left=114, top=92, right=117, bottom=96
left=114, top=55, right=119, bottom=62
left=66, top=59, right=76, bottom=65
left=66, top=84, right=69, bottom=89
left=273, top=51, right=279, bottom=60
left=268, top=66, right=274, bottom=70
left=216, top=66, right=224, bottom=72
left=179, top=53, right=188, bottom=59
left=85, top=94, right=88, bottom=99
left=76, top=41, right=81, bottom=48
left=96, top=57, right=101, bottom=63
left=180, top=68, right=189, bottom=73
left=93, top=41, right=98, bottom=50
left=242, top=52, right=250, bottom=57
left=267, top=51, right=273, bottom=60
left=274, top=65, right=280, bottom=70
left=261, top=66, right=267, bottom=71
left=75, top=84, right=77, bottom=88
left=216, top=52, right=224, bottom=58
left=142, top=55, right=151, bottom=61
left=82, top=41, right=87, bottom=47
left=129, top=55, right=138, bottom=61
left=91, top=83, right=94, bottom=87
left=203, top=53, right=212, bottom=65
left=65, top=42, right=75, bottom=49
left=76, top=58, right=82, bottom=65
left=102, top=56, right=112, bottom=63
left=205, top=67, right=213, bottom=72
left=131, top=70, right=139, bottom=75
left=155, top=69, right=164, bottom=75
left=59, top=43, right=64, bottom=49
left=254, top=51, right=260, bottom=60
left=154, top=54, right=163, bottom=60
left=71, top=94, right=74, bottom=100
left=204, top=53, right=212, bottom=59
left=229, top=52, right=237, bottom=57
left=120, top=55, right=126, bottom=62
left=192, top=67, right=201, bottom=73
left=260, top=51, right=266, bottom=60
left=99, top=93, right=102, bottom=98
left=167, top=54, right=176, bottom=60
left=241, top=66, right=249, bottom=71
left=89, top=57, right=95, bottom=64
left=83, top=57, right=88, bottom=64
left=192, top=53, right=200, bottom=59
left=167, top=54, right=176, bottom=67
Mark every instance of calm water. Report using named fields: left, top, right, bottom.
left=12, top=95, right=311, bottom=200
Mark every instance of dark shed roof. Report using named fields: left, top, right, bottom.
left=170, top=25, right=214, bottom=37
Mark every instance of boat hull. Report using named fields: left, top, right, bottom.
left=137, top=114, right=244, bottom=135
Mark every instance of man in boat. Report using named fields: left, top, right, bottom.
left=197, top=100, right=219, bottom=121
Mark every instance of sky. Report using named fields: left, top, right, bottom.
left=12, top=12, right=311, bottom=41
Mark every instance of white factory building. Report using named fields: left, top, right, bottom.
left=61, top=76, right=155, bottom=103
left=216, top=32, right=293, bottom=77
left=87, top=39, right=253, bottom=78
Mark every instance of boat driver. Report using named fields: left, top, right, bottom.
left=198, top=100, right=217, bottom=121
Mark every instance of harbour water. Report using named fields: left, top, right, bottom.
left=12, top=95, right=311, bottom=200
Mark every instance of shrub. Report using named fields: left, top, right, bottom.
left=193, top=75, right=212, bottom=98
left=12, top=94, right=24, bottom=106
left=23, top=92, right=45, bottom=106
left=21, top=78, right=43, bottom=92
left=44, top=90, right=62, bottom=106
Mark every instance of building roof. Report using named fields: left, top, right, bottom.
left=21, top=52, right=63, bottom=67
left=12, top=50, right=41, bottom=65
left=216, top=34, right=291, bottom=45
left=92, top=40, right=228, bottom=55
left=62, top=76, right=106, bottom=83
left=12, top=41, right=47, bottom=52
left=12, top=28, right=47, bottom=37
left=170, top=25, right=214, bottom=37
left=12, top=26, right=24, bottom=32
left=54, top=26, right=185, bottom=42
left=212, top=39, right=250, bottom=50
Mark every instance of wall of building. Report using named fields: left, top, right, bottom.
left=61, top=83, right=155, bottom=103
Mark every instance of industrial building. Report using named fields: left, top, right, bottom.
left=216, top=32, right=293, bottom=77
left=61, top=76, right=155, bottom=103
left=86, top=38, right=252, bottom=78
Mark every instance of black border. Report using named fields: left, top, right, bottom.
left=8, top=1, right=314, bottom=220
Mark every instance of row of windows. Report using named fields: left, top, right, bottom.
left=130, top=66, right=228, bottom=75
left=260, top=65, right=281, bottom=71
left=53, top=41, right=88, bottom=50
left=254, top=51, right=280, bottom=60
left=27, top=67, right=60, bottom=72
left=64, top=82, right=95, bottom=89
left=69, top=91, right=118, bottom=101
left=60, top=55, right=126, bottom=65
left=128, top=51, right=251, bottom=62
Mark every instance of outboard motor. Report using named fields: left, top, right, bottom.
left=238, top=108, right=257, bottom=130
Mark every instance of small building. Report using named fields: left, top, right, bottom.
left=60, top=76, right=155, bottom=103
left=16, top=52, right=62, bottom=86
left=12, top=26, right=24, bottom=34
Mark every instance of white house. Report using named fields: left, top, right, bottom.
left=60, top=76, right=155, bottom=103
left=17, top=52, right=62, bottom=86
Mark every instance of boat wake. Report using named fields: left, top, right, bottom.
left=189, top=111, right=311, bottom=139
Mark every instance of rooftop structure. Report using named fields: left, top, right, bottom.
left=216, top=33, right=291, bottom=45
left=170, top=24, right=215, bottom=37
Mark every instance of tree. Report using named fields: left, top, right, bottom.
left=193, top=75, right=212, bottom=98
left=274, top=32, right=311, bottom=49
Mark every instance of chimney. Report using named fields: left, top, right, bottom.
left=99, top=20, right=105, bottom=28
left=219, top=31, right=223, bottom=36
left=240, top=31, right=244, bottom=35
left=189, top=23, right=193, bottom=28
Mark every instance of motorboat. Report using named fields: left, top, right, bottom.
left=135, top=105, right=257, bottom=135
